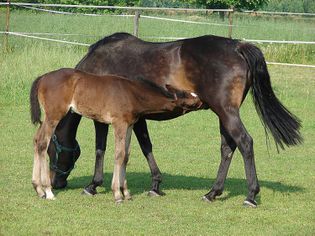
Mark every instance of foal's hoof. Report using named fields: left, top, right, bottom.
left=40, top=192, right=56, bottom=200
left=115, top=199, right=124, bottom=204
left=42, top=194, right=56, bottom=200
left=46, top=196, right=56, bottom=200
left=147, top=190, right=165, bottom=197
left=124, top=194, right=132, bottom=201
left=201, top=195, right=214, bottom=203
left=243, top=199, right=257, bottom=208
left=82, top=188, right=97, bottom=196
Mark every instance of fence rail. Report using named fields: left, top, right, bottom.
left=242, top=10, right=315, bottom=17
left=0, top=2, right=232, bottom=13
left=1, top=2, right=315, bottom=16
left=1, top=31, right=315, bottom=68
left=1, top=3, right=315, bottom=68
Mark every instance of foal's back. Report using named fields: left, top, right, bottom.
left=38, top=68, right=180, bottom=124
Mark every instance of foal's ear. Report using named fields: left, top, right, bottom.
left=165, top=84, right=178, bottom=100
left=165, top=84, right=176, bottom=93
left=136, top=75, right=145, bottom=81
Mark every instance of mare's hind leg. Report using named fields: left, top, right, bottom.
left=111, top=123, right=133, bottom=203
left=83, top=121, right=109, bottom=196
left=33, top=120, right=58, bottom=199
left=219, top=109, right=260, bottom=207
left=133, top=118, right=164, bottom=196
left=203, top=122, right=237, bottom=202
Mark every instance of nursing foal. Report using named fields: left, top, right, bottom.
left=30, top=68, right=201, bottom=202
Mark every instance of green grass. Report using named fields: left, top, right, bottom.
left=1, top=9, right=315, bottom=235
left=0, top=65, right=314, bottom=235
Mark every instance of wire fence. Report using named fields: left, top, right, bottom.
left=1, top=2, right=315, bottom=68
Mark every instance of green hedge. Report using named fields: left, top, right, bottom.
left=261, top=0, right=315, bottom=13
left=8, top=0, right=315, bottom=13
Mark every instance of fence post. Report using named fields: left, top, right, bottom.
left=228, top=8, right=234, bottom=38
left=133, top=10, right=140, bottom=37
left=4, top=0, right=10, bottom=52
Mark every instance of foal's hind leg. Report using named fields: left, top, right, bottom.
left=203, top=122, right=237, bottom=202
left=219, top=109, right=260, bottom=207
left=133, top=118, right=164, bottom=196
left=83, top=121, right=109, bottom=196
left=33, top=120, right=58, bottom=199
left=32, top=129, right=45, bottom=198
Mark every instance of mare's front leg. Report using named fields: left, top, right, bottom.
left=83, top=121, right=109, bottom=195
left=203, top=121, right=237, bottom=202
left=112, top=123, right=133, bottom=203
left=133, top=118, right=164, bottom=196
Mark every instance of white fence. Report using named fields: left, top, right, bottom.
left=1, top=2, right=315, bottom=68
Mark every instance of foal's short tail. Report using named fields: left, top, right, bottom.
left=30, top=76, right=42, bottom=125
left=236, top=42, right=303, bottom=150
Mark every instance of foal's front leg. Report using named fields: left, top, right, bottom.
left=111, top=123, right=133, bottom=203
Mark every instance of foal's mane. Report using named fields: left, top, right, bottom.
left=135, top=77, right=175, bottom=99
left=135, top=77, right=192, bottom=100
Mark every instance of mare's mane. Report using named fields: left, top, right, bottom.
left=88, top=32, right=134, bottom=53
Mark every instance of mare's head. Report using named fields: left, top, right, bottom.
left=48, top=135, right=81, bottom=189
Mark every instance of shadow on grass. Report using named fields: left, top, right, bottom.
left=56, top=172, right=304, bottom=200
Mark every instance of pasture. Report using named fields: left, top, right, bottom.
left=1, top=9, right=315, bottom=235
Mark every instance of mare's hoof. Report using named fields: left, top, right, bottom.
left=243, top=199, right=257, bottom=208
left=82, top=187, right=97, bottom=196
left=147, top=190, right=165, bottom=197
left=201, top=195, right=214, bottom=203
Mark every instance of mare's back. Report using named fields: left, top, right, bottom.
left=76, top=32, right=182, bottom=79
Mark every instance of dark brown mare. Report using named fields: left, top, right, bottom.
left=30, top=68, right=201, bottom=201
left=48, top=33, right=302, bottom=207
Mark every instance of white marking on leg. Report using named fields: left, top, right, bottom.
left=45, top=188, right=55, bottom=200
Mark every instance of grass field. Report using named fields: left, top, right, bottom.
left=0, top=9, right=315, bottom=236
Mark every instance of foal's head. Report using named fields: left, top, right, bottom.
left=166, top=84, right=203, bottom=112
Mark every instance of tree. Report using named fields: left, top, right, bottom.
left=186, top=0, right=268, bottom=10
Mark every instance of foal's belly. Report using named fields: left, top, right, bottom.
left=69, top=101, right=115, bottom=124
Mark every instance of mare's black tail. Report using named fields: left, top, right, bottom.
left=236, top=42, right=303, bottom=150
left=30, top=76, right=42, bottom=125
